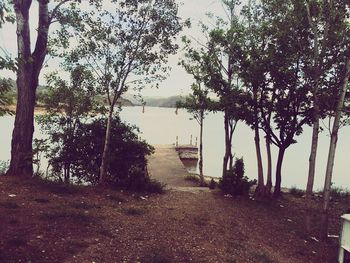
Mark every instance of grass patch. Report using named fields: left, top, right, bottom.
left=34, top=178, right=80, bottom=195
left=289, top=186, right=305, bottom=198
left=41, top=209, right=94, bottom=224
left=193, top=214, right=209, bottom=227
left=34, top=198, right=50, bottom=203
left=144, top=179, right=166, bottom=194
left=107, top=194, right=126, bottom=203
left=6, top=237, right=27, bottom=248
left=252, top=252, right=275, bottom=263
left=70, top=202, right=99, bottom=210
left=0, top=201, right=19, bottom=209
left=331, top=186, right=350, bottom=200
left=184, top=174, right=201, bottom=183
left=143, top=248, right=173, bottom=263
left=66, top=240, right=89, bottom=255
left=121, top=207, right=145, bottom=216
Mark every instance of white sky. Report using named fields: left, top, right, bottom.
left=0, top=0, right=229, bottom=97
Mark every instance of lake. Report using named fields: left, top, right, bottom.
left=1, top=106, right=349, bottom=190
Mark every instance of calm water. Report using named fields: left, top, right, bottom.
left=1, top=106, right=349, bottom=189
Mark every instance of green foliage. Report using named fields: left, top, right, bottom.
left=0, top=160, right=9, bottom=175
left=53, top=0, right=185, bottom=107
left=209, top=178, right=217, bottom=190
left=330, top=186, right=350, bottom=200
left=184, top=174, right=201, bottom=183
left=144, top=180, right=166, bottom=194
left=0, top=78, right=14, bottom=116
left=219, top=158, right=256, bottom=196
left=289, top=186, right=305, bottom=198
left=40, top=115, right=155, bottom=191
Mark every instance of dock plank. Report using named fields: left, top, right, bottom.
left=147, top=145, right=197, bottom=189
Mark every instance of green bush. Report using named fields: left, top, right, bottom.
left=289, top=186, right=305, bottom=197
left=209, top=178, right=217, bottom=189
left=219, top=158, right=256, bottom=196
left=40, top=116, right=155, bottom=192
left=0, top=160, right=9, bottom=175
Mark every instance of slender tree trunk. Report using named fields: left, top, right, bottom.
left=265, top=135, right=272, bottom=196
left=305, top=115, right=320, bottom=234
left=199, top=110, right=204, bottom=185
left=253, top=87, right=265, bottom=196
left=273, top=146, right=286, bottom=198
left=7, top=0, right=49, bottom=177
left=320, top=54, right=350, bottom=240
left=222, top=111, right=230, bottom=177
left=99, top=105, right=115, bottom=184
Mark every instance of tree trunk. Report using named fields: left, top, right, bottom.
left=222, top=111, right=230, bottom=177
left=273, top=146, right=286, bottom=198
left=199, top=110, right=204, bottom=185
left=99, top=105, right=114, bottom=184
left=305, top=115, right=320, bottom=234
left=265, top=135, right=272, bottom=196
left=254, top=91, right=265, bottom=196
left=320, top=54, right=350, bottom=240
left=7, top=0, right=49, bottom=177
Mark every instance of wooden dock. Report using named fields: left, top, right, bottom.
left=147, top=145, right=196, bottom=188
left=175, top=144, right=198, bottom=160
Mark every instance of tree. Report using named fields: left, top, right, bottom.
left=303, top=0, right=350, bottom=234
left=320, top=47, right=350, bottom=239
left=60, top=0, right=185, bottom=184
left=241, top=0, right=313, bottom=197
left=3, top=0, right=97, bottom=177
left=177, top=83, right=212, bottom=185
left=0, top=2, right=15, bottom=116
left=0, top=78, right=14, bottom=116
left=37, top=66, right=97, bottom=183
left=200, top=0, right=248, bottom=179
left=240, top=0, right=268, bottom=196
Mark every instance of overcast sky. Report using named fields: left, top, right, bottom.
left=0, top=0, right=229, bottom=97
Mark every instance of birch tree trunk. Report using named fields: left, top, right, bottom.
left=99, top=104, right=115, bottom=184
left=305, top=116, right=319, bottom=233
left=320, top=54, right=350, bottom=240
left=7, top=0, right=49, bottom=177
left=222, top=111, right=230, bottom=177
left=199, top=109, right=204, bottom=185
left=253, top=87, right=265, bottom=196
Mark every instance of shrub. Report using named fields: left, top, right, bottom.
left=184, top=174, right=201, bottom=183
left=219, top=158, right=256, bottom=196
left=208, top=178, right=217, bottom=189
left=331, top=186, right=350, bottom=200
left=289, top=186, right=305, bottom=198
left=0, top=160, right=9, bottom=175
left=144, top=179, right=166, bottom=194
left=40, top=116, right=155, bottom=192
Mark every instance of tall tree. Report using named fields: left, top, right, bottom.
left=201, top=0, right=247, bottom=178
left=241, top=0, right=313, bottom=197
left=176, top=83, right=212, bottom=184
left=3, top=0, right=95, bottom=177
left=240, top=0, right=269, bottom=196
left=38, top=66, right=97, bottom=183
left=60, top=0, right=185, bottom=184
left=320, top=46, right=350, bottom=239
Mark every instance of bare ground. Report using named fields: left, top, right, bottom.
left=0, top=175, right=346, bottom=263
